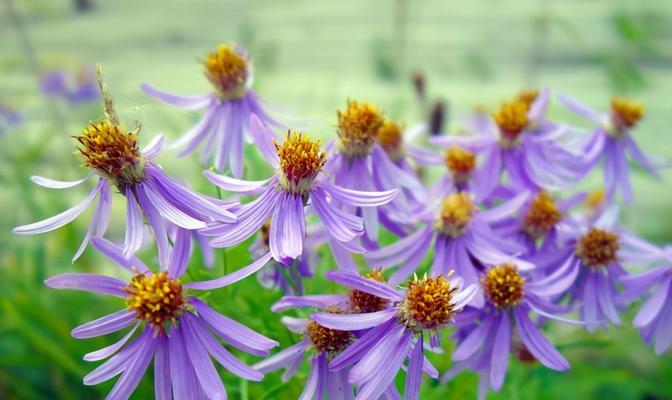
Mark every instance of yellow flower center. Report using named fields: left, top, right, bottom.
left=203, top=43, right=249, bottom=99
left=337, top=100, right=384, bottom=157
left=436, top=192, right=475, bottom=237
left=523, top=191, right=562, bottom=238
left=376, top=120, right=403, bottom=160
left=306, top=308, right=353, bottom=354
left=576, top=228, right=619, bottom=268
left=516, top=89, right=539, bottom=108
left=493, top=100, right=530, bottom=145
left=397, top=275, right=458, bottom=332
left=124, top=271, right=186, bottom=331
left=74, top=120, right=145, bottom=186
left=585, top=189, right=605, bottom=211
left=348, top=269, right=390, bottom=313
left=610, top=96, right=644, bottom=131
left=275, top=131, right=326, bottom=194
left=445, top=146, right=476, bottom=183
left=482, top=263, right=525, bottom=308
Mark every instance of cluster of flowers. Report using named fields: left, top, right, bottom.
left=13, top=43, right=672, bottom=400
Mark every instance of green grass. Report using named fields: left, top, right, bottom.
left=1, top=0, right=672, bottom=398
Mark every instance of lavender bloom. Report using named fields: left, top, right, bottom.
left=431, top=89, right=586, bottom=197
left=13, top=72, right=236, bottom=263
left=310, top=270, right=476, bottom=400
left=40, top=66, right=100, bottom=103
left=328, top=100, right=424, bottom=242
left=0, top=102, right=22, bottom=135
left=558, top=94, right=660, bottom=202
left=365, top=190, right=533, bottom=305
left=201, top=116, right=396, bottom=267
left=619, top=239, right=672, bottom=354
left=141, top=43, right=281, bottom=177
left=44, top=235, right=277, bottom=399
left=443, top=263, right=575, bottom=399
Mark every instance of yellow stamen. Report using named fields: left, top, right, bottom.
left=349, top=269, right=390, bottom=313
left=337, top=100, right=384, bottom=157
left=445, top=147, right=476, bottom=183
left=516, top=89, right=538, bottom=108
left=585, top=189, right=605, bottom=211
left=203, top=43, right=249, bottom=99
left=576, top=228, right=619, bottom=269
left=493, top=100, right=529, bottom=145
left=376, top=120, right=403, bottom=160
left=397, top=274, right=458, bottom=332
left=275, top=131, right=326, bottom=194
left=306, top=308, right=353, bottom=354
left=125, top=271, right=185, bottom=331
left=610, top=96, right=644, bottom=131
left=523, top=191, right=562, bottom=238
left=482, top=263, right=525, bottom=308
left=436, top=192, right=475, bottom=237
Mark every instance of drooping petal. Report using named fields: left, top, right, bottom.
left=141, top=184, right=206, bottom=229
left=167, top=228, right=191, bottom=278
left=45, top=273, right=127, bottom=298
left=452, top=315, right=494, bottom=361
left=490, top=314, right=511, bottom=390
left=83, top=328, right=151, bottom=385
left=323, top=181, right=397, bottom=207
left=514, top=307, right=569, bottom=371
left=204, top=170, right=272, bottom=194
left=141, top=83, right=213, bottom=110
left=168, top=325, right=204, bottom=399
left=556, top=94, right=603, bottom=123
left=84, top=324, right=139, bottom=362
left=325, top=270, right=404, bottom=301
left=311, top=308, right=397, bottom=331
left=91, top=238, right=150, bottom=274
left=329, top=319, right=397, bottom=371
left=299, top=355, right=320, bottom=400
left=405, top=334, right=425, bottom=400
left=364, top=226, right=433, bottom=269
left=142, top=134, right=165, bottom=160
left=248, top=114, right=279, bottom=168
left=123, top=186, right=145, bottom=258
left=270, top=192, right=305, bottom=262
left=311, top=188, right=363, bottom=243
left=72, top=309, right=136, bottom=339
left=30, top=173, right=93, bottom=189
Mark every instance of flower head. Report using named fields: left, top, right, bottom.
left=275, top=131, right=326, bottom=194
left=610, top=96, right=644, bottom=131
left=445, top=146, right=476, bottom=183
left=124, top=271, right=186, bottom=331
left=493, top=99, right=529, bottom=145
left=523, top=191, right=562, bottom=238
left=576, top=228, right=619, bottom=268
left=349, top=269, right=390, bottom=313
left=306, top=309, right=354, bottom=355
left=397, top=274, right=459, bottom=332
left=516, top=89, right=538, bottom=108
left=204, top=43, right=249, bottom=99
left=482, top=263, right=526, bottom=309
left=436, top=192, right=475, bottom=237
left=337, top=100, right=384, bottom=157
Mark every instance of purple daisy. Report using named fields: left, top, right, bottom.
left=310, top=270, right=477, bottom=400
left=619, top=238, right=672, bottom=354
left=365, top=189, right=533, bottom=305
left=200, top=116, right=397, bottom=266
left=44, top=234, right=277, bottom=399
left=327, top=100, right=424, bottom=243
left=443, top=263, right=576, bottom=398
left=431, top=89, right=587, bottom=197
left=558, top=94, right=660, bottom=202
left=141, top=43, right=281, bottom=177
left=40, top=66, right=100, bottom=104
left=13, top=69, right=236, bottom=263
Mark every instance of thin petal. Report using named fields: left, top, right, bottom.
left=185, top=252, right=273, bottom=290
left=72, top=309, right=136, bottom=339
left=405, top=335, right=425, bottom=400
left=325, top=270, right=404, bottom=300
left=30, top=173, right=93, bottom=189
left=311, top=308, right=397, bottom=331
left=45, top=273, right=127, bottom=298
left=91, top=238, right=150, bottom=274
left=141, top=83, right=212, bottom=110
left=490, top=314, right=511, bottom=390
left=323, top=181, right=397, bottom=207
left=514, top=307, right=569, bottom=371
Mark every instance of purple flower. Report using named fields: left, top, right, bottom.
left=310, top=270, right=477, bottom=400
left=141, top=43, right=281, bottom=177
left=558, top=94, right=660, bottom=202
left=45, top=234, right=277, bottom=399
left=40, top=66, right=100, bottom=104
left=365, top=190, right=533, bottom=305
left=328, top=100, right=424, bottom=242
left=431, top=89, right=587, bottom=197
left=443, top=263, right=575, bottom=398
left=619, top=239, right=672, bottom=354
left=13, top=74, right=236, bottom=263
left=200, top=116, right=397, bottom=267
left=0, top=102, right=22, bottom=135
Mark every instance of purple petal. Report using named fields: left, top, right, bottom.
left=633, top=275, right=671, bottom=328
left=557, top=93, right=603, bottom=123
left=514, top=307, right=569, bottom=370
left=84, top=323, right=139, bottom=362
left=452, top=315, right=494, bottom=361
left=312, top=308, right=397, bottom=331
left=83, top=328, right=151, bottom=385
left=174, top=104, right=218, bottom=154
left=141, top=134, right=165, bottom=160
left=168, top=325, right=202, bottom=399
left=330, top=319, right=396, bottom=371
left=45, top=273, right=127, bottom=298
left=311, top=188, right=363, bottom=243
left=405, top=335, right=425, bottom=400
left=323, top=181, right=397, bottom=207
left=153, top=335, right=171, bottom=400
left=596, top=273, right=621, bottom=325
left=271, top=294, right=348, bottom=312
left=299, top=355, right=320, bottom=400
left=203, top=170, right=271, bottom=194
left=133, top=187, right=170, bottom=268
left=477, top=190, right=530, bottom=222
left=624, top=135, right=660, bottom=177
left=30, top=173, right=93, bottom=189
left=248, top=114, right=279, bottom=168
left=141, top=82, right=212, bottom=110
left=185, top=252, right=272, bottom=290
left=490, top=314, right=511, bottom=390
left=527, top=88, right=549, bottom=122
left=325, top=270, right=404, bottom=301
left=364, top=226, right=433, bottom=269
left=167, top=228, right=191, bottom=278
left=13, top=180, right=103, bottom=234
left=72, top=309, right=136, bottom=339
left=141, top=184, right=206, bottom=229
left=91, top=238, right=150, bottom=274
left=270, top=192, right=305, bottom=262
left=653, top=297, right=672, bottom=354
left=123, top=187, right=144, bottom=258
left=252, top=340, right=309, bottom=374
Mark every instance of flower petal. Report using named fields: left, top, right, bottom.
left=45, top=273, right=127, bottom=298
left=30, top=173, right=93, bottom=189
left=325, top=270, right=404, bottom=301
left=185, top=252, right=273, bottom=290
left=141, top=83, right=212, bottom=110
left=311, top=308, right=397, bottom=331
left=72, top=309, right=136, bottom=339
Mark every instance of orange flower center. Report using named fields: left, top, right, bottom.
left=523, top=191, right=562, bottom=238
left=397, top=275, right=458, bottom=332
left=306, top=308, right=353, bottom=354
left=348, top=269, right=390, bottom=313
left=610, top=96, right=644, bottom=131
left=576, top=228, right=619, bottom=268
left=275, top=131, right=326, bottom=194
left=376, top=120, right=403, bottom=160
left=203, top=43, right=249, bottom=99
left=493, top=100, right=529, bottom=145
left=337, top=100, right=384, bottom=157
left=482, top=263, right=525, bottom=308
left=516, top=89, right=538, bottom=108
left=125, top=271, right=185, bottom=331
left=445, top=146, right=476, bottom=183
left=436, top=192, right=475, bottom=237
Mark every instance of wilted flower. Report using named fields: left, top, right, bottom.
left=558, top=94, right=660, bottom=202
left=45, top=235, right=276, bottom=399
left=141, top=43, right=282, bottom=177
left=13, top=66, right=236, bottom=263
left=200, top=116, right=396, bottom=266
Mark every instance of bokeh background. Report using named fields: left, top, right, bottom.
left=2, top=0, right=672, bottom=398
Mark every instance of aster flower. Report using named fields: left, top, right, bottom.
left=443, top=263, right=576, bottom=398
left=328, top=100, right=424, bottom=242
left=13, top=66, right=236, bottom=263
left=310, top=270, right=477, bottom=400
left=141, top=43, right=281, bottom=177
left=40, top=66, right=100, bottom=104
left=618, top=239, right=672, bottom=354
left=44, top=234, right=277, bottom=399
left=431, top=89, right=587, bottom=197
left=200, top=116, right=397, bottom=266
left=254, top=271, right=402, bottom=399
left=558, top=94, right=661, bottom=202
left=365, top=189, right=533, bottom=305
left=0, top=102, right=22, bottom=136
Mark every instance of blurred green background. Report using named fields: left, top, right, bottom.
left=2, top=0, right=672, bottom=399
